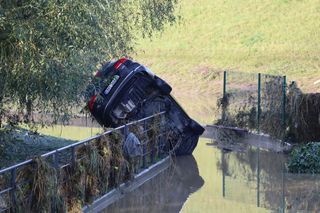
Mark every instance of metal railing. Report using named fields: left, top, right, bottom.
left=0, top=111, right=169, bottom=212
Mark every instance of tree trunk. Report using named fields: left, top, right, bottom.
left=0, top=82, right=4, bottom=128
left=0, top=66, right=7, bottom=128
left=0, top=96, right=3, bottom=128
left=25, top=99, right=33, bottom=123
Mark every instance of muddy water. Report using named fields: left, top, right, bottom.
left=102, top=138, right=320, bottom=213
left=103, top=155, right=204, bottom=213
left=38, top=98, right=319, bottom=212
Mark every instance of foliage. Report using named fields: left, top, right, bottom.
left=16, top=157, right=57, bottom=212
left=215, top=74, right=320, bottom=143
left=107, top=131, right=131, bottom=187
left=288, top=142, right=320, bottom=174
left=0, top=0, right=178, bottom=126
left=286, top=82, right=320, bottom=143
left=216, top=93, right=257, bottom=131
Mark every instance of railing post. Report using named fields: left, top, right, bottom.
left=160, top=112, right=167, bottom=158
left=157, top=133, right=160, bottom=160
left=221, top=71, right=228, bottom=122
left=123, top=124, right=132, bottom=171
left=53, top=151, right=59, bottom=171
left=142, top=119, right=147, bottom=168
left=221, top=150, right=225, bottom=198
left=10, top=168, right=17, bottom=209
left=150, top=118, right=155, bottom=164
left=223, top=71, right=227, bottom=97
left=257, top=73, right=261, bottom=134
left=282, top=76, right=287, bottom=130
left=51, top=152, right=59, bottom=213
left=281, top=160, right=286, bottom=213
left=257, top=149, right=260, bottom=207
left=164, top=111, right=170, bottom=158
left=151, top=145, right=155, bottom=164
left=123, top=124, right=129, bottom=139
left=71, top=146, right=76, bottom=166
left=142, top=143, right=147, bottom=168
left=158, top=115, right=162, bottom=159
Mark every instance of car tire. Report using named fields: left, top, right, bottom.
left=154, top=76, right=172, bottom=95
left=189, top=119, right=205, bottom=135
left=175, top=134, right=198, bottom=155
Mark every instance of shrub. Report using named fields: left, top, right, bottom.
left=288, top=142, right=320, bottom=174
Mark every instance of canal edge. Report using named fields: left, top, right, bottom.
left=82, top=156, right=171, bottom=213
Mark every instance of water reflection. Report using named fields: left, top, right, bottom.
left=94, top=135, right=320, bottom=213
left=103, top=155, right=204, bottom=213
left=219, top=145, right=320, bottom=212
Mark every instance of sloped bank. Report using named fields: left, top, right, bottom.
left=0, top=127, right=73, bottom=169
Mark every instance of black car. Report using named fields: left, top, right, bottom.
left=85, top=58, right=204, bottom=155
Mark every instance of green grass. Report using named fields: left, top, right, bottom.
left=0, top=125, right=102, bottom=168
left=134, top=0, right=320, bottom=94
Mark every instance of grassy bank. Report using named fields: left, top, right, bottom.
left=0, top=125, right=101, bottom=169
left=134, top=0, right=320, bottom=97
left=0, top=127, right=72, bottom=168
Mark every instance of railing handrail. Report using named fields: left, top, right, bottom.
left=0, top=111, right=166, bottom=175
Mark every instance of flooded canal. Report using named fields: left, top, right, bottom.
left=37, top=104, right=320, bottom=212
left=101, top=138, right=320, bottom=212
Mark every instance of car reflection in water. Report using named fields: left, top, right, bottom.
left=103, top=155, right=204, bottom=213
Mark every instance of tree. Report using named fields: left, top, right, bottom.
left=0, top=0, right=178, bottom=126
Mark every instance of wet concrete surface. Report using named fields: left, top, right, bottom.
left=203, top=125, right=292, bottom=153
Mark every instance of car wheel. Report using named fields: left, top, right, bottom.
left=175, top=134, right=198, bottom=155
left=154, top=76, right=172, bottom=95
left=189, top=119, right=205, bottom=135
